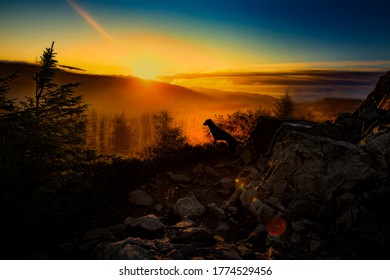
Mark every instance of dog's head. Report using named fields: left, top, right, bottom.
left=203, top=119, right=213, bottom=126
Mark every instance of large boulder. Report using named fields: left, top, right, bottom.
left=259, top=131, right=383, bottom=213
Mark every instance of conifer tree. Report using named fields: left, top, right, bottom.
left=274, top=88, right=294, bottom=118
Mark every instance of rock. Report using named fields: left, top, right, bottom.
left=180, top=227, right=215, bottom=245
left=310, top=240, right=321, bottom=252
left=361, top=125, right=390, bottom=172
left=170, top=174, right=191, bottom=183
left=136, top=214, right=164, bottom=232
left=249, top=116, right=284, bottom=161
left=219, top=177, right=234, bottom=189
left=217, top=189, right=231, bottom=195
left=287, top=199, right=325, bottom=219
left=240, top=188, right=258, bottom=207
left=154, top=204, right=162, bottom=212
left=247, top=224, right=268, bottom=248
left=216, top=221, right=231, bottom=232
left=290, top=233, right=301, bottom=243
left=235, top=245, right=256, bottom=259
left=240, top=149, right=253, bottom=165
left=104, top=238, right=156, bottom=260
left=204, top=166, right=219, bottom=177
left=249, top=200, right=275, bottom=225
left=207, top=203, right=225, bottom=218
left=175, top=216, right=197, bottom=228
left=291, top=219, right=323, bottom=232
left=215, top=244, right=242, bottom=259
left=174, top=196, right=205, bottom=217
left=260, top=132, right=379, bottom=207
left=124, top=214, right=165, bottom=236
left=192, top=163, right=204, bottom=174
left=355, top=71, right=390, bottom=112
left=82, top=228, right=115, bottom=241
left=128, top=189, right=154, bottom=207
left=167, top=249, right=184, bottom=259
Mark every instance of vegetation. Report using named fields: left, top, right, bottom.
left=0, top=43, right=356, bottom=259
left=211, top=108, right=270, bottom=143
left=0, top=43, right=92, bottom=255
left=274, top=88, right=293, bottom=118
left=140, top=110, right=187, bottom=160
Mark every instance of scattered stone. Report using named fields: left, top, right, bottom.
left=216, top=221, right=231, bottom=232
left=175, top=216, right=197, bottom=228
left=290, top=233, right=301, bottom=243
left=192, top=163, right=204, bottom=174
left=174, top=196, right=205, bottom=217
left=249, top=200, right=275, bottom=225
left=219, top=177, right=234, bottom=189
left=247, top=224, right=268, bottom=248
left=167, top=249, right=184, bottom=260
left=124, top=214, right=164, bottom=236
left=236, top=245, right=256, bottom=259
left=204, top=166, right=219, bottom=177
left=180, top=227, right=215, bottom=245
left=128, top=189, right=154, bottom=207
left=170, top=174, right=191, bottom=183
left=240, top=188, right=258, bottom=207
left=217, top=189, right=231, bottom=195
left=310, top=240, right=321, bottom=252
left=136, top=214, right=165, bottom=232
left=105, top=238, right=156, bottom=260
left=207, top=203, right=225, bottom=218
left=215, top=244, right=242, bottom=259
left=154, top=204, right=162, bottom=212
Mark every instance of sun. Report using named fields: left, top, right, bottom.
left=131, top=54, right=166, bottom=80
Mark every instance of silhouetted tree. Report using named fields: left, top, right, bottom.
left=111, top=112, right=132, bottom=155
left=0, top=42, right=88, bottom=236
left=274, top=88, right=293, bottom=118
left=88, top=108, right=99, bottom=148
left=140, top=110, right=186, bottom=159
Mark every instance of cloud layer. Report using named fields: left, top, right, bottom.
left=160, top=69, right=387, bottom=101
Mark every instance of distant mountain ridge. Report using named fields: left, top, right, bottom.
left=0, top=61, right=362, bottom=118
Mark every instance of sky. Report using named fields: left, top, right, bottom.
left=1, top=0, right=390, bottom=99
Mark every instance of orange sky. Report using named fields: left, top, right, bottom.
left=1, top=0, right=390, bottom=100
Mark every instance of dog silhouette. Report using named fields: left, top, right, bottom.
left=203, top=119, right=238, bottom=153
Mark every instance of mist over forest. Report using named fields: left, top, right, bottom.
left=0, top=61, right=363, bottom=155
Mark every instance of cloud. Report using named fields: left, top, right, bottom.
left=159, top=68, right=387, bottom=101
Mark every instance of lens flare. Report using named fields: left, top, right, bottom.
left=235, top=178, right=245, bottom=190
left=67, top=0, right=113, bottom=42
left=267, top=216, right=287, bottom=237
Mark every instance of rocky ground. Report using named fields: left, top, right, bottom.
left=59, top=72, right=390, bottom=260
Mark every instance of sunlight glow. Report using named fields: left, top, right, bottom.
left=131, top=54, right=166, bottom=80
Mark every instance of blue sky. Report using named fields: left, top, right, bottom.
left=1, top=0, right=390, bottom=99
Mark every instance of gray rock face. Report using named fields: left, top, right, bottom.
left=174, top=196, right=205, bottom=217
left=128, top=189, right=154, bottom=207
left=260, top=132, right=379, bottom=206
